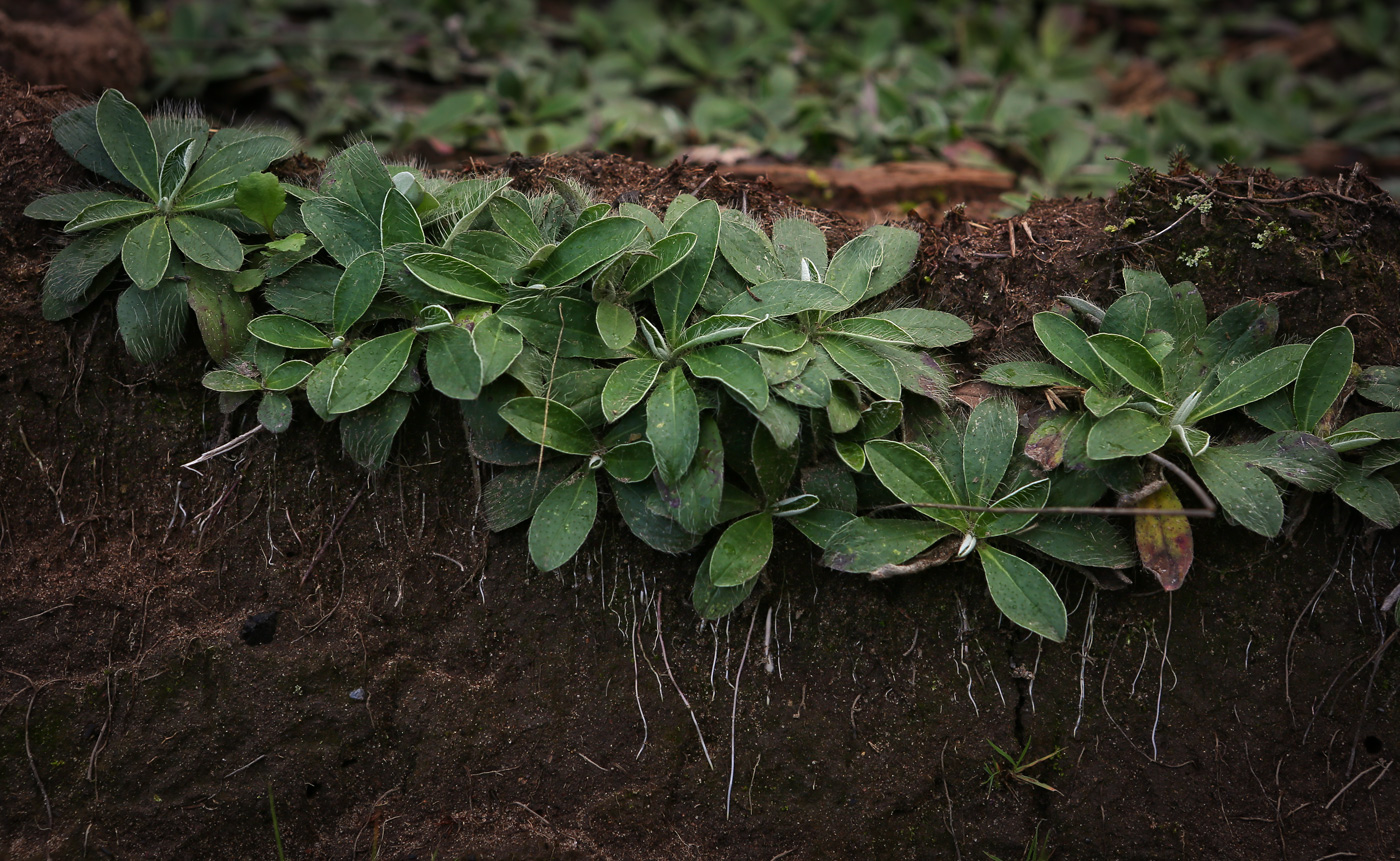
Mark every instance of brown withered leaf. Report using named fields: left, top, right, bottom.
left=1134, top=481, right=1193, bottom=591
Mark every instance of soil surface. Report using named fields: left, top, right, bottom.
left=3, top=67, right=1400, bottom=861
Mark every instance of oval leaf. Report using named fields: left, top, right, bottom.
left=978, top=545, right=1067, bottom=642
left=328, top=329, right=416, bottom=414
left=247, top=314, right=332, bottom=350
left=1134, top=482, right=1194, bottom=590
left=535, top=216, right=645, bottom=287
left=498, top=396, right=597, bottom=455
left=708, top=513, right=774, bottom=587
left=528, top=470, right=598, bottom=571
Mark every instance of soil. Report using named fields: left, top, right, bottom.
left=3, top=62, right=1400, bottom=861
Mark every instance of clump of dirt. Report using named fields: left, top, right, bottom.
left=0, top=1, right=146, bottom=96
left=1, top=71, right=1397, bottom=861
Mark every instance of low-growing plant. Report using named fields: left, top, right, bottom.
left=981, top=738, right=1063, bottom=794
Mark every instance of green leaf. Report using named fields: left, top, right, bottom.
left=787, top=509, right=857, bottom=549
left=181, top=135, right=295, bottom=199
left=498, top=397, right=596, bottom=455
left=1357, top=366, right=1400, bottom=409
left=1199, top=301, right=1279, bottom=372
left=263, top=360, right=314, bottom=391
left=825, top=234, right=882, bottom=307
left=460, top=379, right=539, bottom=465
left=202, top=369, right=261, bottom=393
left=95, top=90, right=160, bottom=200
left=682, top=345, right=769, bottom=410
left=496, top=295, right=616, bottom=359
left=861, top=225, right=920, bottom=301
left=472, top=313, right=524, bottom=385
left=614, top=479, right=704, bottom=555
left=1100, top=291, right=1150, bottom=342
left=822, top=316, right=916, bottom=346
left=1083, top=387, right=1131, bottom=417
left=341, top=391, right=411, bottom=470
left=266, top=233, right=307, bottom=254
left=1034, top=312, right=1111, bottom=390
left=822, top=518, right=954, bottom=573
left=692, top=546, right=757, bottom=620
left=772, top=217, right=828, bottom=281
left=1087, top=333, right=1166, bottom=400
left=622, top=231, right=697, bottom=294
left=961, top=398, right=1018, bottom=506
left=604, top=440, right=654, bottom=483
left=1242, top=431, right=1343, bottom=492
left=759, top=344, right=814, bottom=385
left=1335, top=411, right=1400, bottom=440
left=708, top=513, right=774, bottom=587
left=536, top=216, right=645, bottom=287
left=490, top=195, right=544, bottom=250
left=529, top=470, right=598, bottom=571
left=1123, top=268, right=1206, bottom=340
left=596, top=300, right=635, bottom=350
left=332, top=251, right=385, bottom=336
left=676, top=314, right=764, bottom=352
left=63, top=198, right=155, bottom=233
left=1024, top=412, right=1088, bottom=470
left=1189, top=344, right=1307, bottom=422
left=668, top=416, right=725, bottom=533
left=1085, top=408, right=1169, bottom=459
left=801, top=464, right=858, bottom=512
left=51, top=103, right=128, bottom=188
left=169, top=215, right=243, bottom=271
left=1190, top=446, right=1284, bottom=537
left=978, top=545, right=1067, bottom=641
left=868, top=308, right=973, bottom=349
left=482, top=460, right=578, bottom=531
left=1244, top=389, right=1297, bottom=432
left=821, top=336, right=901, bottom=400
left=120, top=216, right=170, bottom=290
left=826, top=382, right=861, bottom=434
left=743, top=318, right=807, bottom=352
left=833, top=439, right=865, bottom=471
left=116, top=281, right=188, bottom=363
left=751, top=397, right=801, bottom=449
left=864, top=440, right=963, bottom=528
left=978, top=477, right=1050, bottom=537
left=404, top=252, right=507, bottom=303
left=258, top=392, right=293, bottom=433
left=305, top=353, right=345, bottom=422
left=426, top=326, right=483, bottom=400
left=647, top=367, right=700, bottom=485
left=380, top=188, right=425, bottom=247
left=719, top=219, right=781, bottom=284
left=234, top=172, right=286, bottom=236
left=247, top=314, right=332, bottom=350
left=328, top=329, right=417, bottom=414
left=1014, top=517, right=1135, bottom=569
left=1335, top=469, right=1400, bottom=528
left=319, top=141, right=394, bottom=216
left=302, top=196, right=380, bottom=267
left=186, top=264, right=252, bottom=362
left=849, top=399, right=903, bottom=441
left=752, top=424, right=800, bottom=502
left=1293, top=326, right=1354, bottom=433
left=721, top=279, right=851, bottom=318
left=602, top=358, right=662, bottom=422
left=982, top=361, right=1084, bottom=388
left=27, top=190, right=133, bottom=222
left=654, top=199, right=720, bottom=335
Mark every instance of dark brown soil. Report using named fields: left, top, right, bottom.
left=2, top=69, right=1399, bottom=861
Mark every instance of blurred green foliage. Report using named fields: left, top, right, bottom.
left=142, top=0, right=1400, bottom=204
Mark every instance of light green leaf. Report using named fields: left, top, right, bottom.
left=647, top=367, right=700, bottom=485
left=247, top=314, right=332, bottom=350
left=234, top=172, right=286, bottom=236
left=708, top=513, right=775, bottom=587
left=498, top=397, right=596, bottom=455
left=682, top=345, right=769, bottom=410
left=426, top=326, right=483, bottom=400
left=978, top=545, right=1067, bottom=642
left=596, top=300, right=635, bottom=350
left=1189, top=344, right=1307, bottom=422
left=169, top=215, right=243, bottom=271
left=603, top=358, right=663, bottom=422
left=404, top=252, right=507, bottom=303
left=332, top=251, right=385, bottom=336
left=821, top=336, right=901, bottom=400
left=121, top=216, right=171, bottom=290
left=536, top=216, right=645, bottom=287
left=1087, top=333, right=1166, bottom=400
left=302, top=196, right=380, bottom=267
left=529, top=470, right=598, bottom=571
left=1085, top=408, right=1169, bottom=459
left=822, top=518, right=954, bottom=573
left=1293, top=326, right=1354, bottom=433
left=328, top=329, right=416, bottom=414
left=95, top=90, right=160, bottom=200
left=1190, top=446, right=1284, bottom=537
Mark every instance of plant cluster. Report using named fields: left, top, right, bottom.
left=984, top=271, right=1400, bottom=588
left=140, top=1, right=1400, bottom=206
left=27, top=91, right=1400, bottom=640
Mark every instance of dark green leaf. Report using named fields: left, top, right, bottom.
left=752, top=424, right=800, bottom=502
left=719, top=219, right=781, bottom=284
left=496, top=294, right=616, bottom=359
left=202, top=369, right=260, bottom=393
left=186, top=264, right=252, bottom=362
left=771, top=217, right=828, bottom=281
left=720, top=279, right=852, bottom=317
left=596, top=300, right=635, bottom=350
left=1014, top=516, right=1135, bottom=568
left=821, top=336, right=901, bottom=400
left=604, top=440, right=654, bottom=483
left=668, top=416, right=725, bottom=533
left=692, top=546, right=757, bottom=620
left=26, top=190, right=132, bottom=222
left=169, top=215, right=244, bottom=272
left=982, top=361, right=1083, bottom=388
left=648, top=367, right=700, bottom=485
left=654, top=199, right=720, bottom=335
left=182, top=135, right=295, bottom=199
left=305, top=353, right=345, bottom=421
left=263, top=360, right=314, bottom=391
left=247, top=314, right=331, bottom=350
left=622, top=230, right=697, bottom=294
left=961, top=398, right=1018, bottom=506
left=490, top=195, right=543, bottom=250
left=1100, top=291, right=1150, bottom=342
left=750, top=397, right=801, bottom=449
left=787, top=509, right=857, bottom=549
left=64, top=198, right=155, bottom=233
left=120, top=216, right=170, bottom=290
left=708, top=513, right=774, bottom=587
left=1357, top=366, right=1400, bottom=409
left=498, top=397, right=596, bottom=455
left=1034, top=311, right=1111, bottom=390
left=1335, top=468, right=1400, bottom=528
left=861, top=225, right=919, bottom=301
left=51, top=102, right=128, bottom=187
left=95, top=90, right=160, bottom=200
left=822, top=518, right=954, bottom=573
left=116, top=281, right=188, bottom=362
left=743, top=318, right=807, bottom=352
left=472, top=314, right=524, bottom=386
left=603, top=358, right=662, bottom=422
left=1190, top=446, right=1284, bottom=537
left=482, top=460, right=578, bottom=531
left=258, top=392, right=293, bottom=433
left=529, top=470, right=598, bottom=571
left=536, top=216, right=645, bottom=287
left=1087, top=333, right=1166, bottom=400
left=1189, top=344, right=1307, bottom=422
left=404, top=252, right=507, bottom=303
left=1294, top=326, right=1354, bottom=433
left=332, top=251, right=385, bottom=335
left=1085, top=408, right=1169, bottom=459
left=341, top=391, right=410, bottom=470
left=328, top=329, right=416, bottom=414
left=683, top=344, right=769, bottom=410
left=868, top=308, right=973, bottom=348
left=825, top=233, right=882, bottom=307
left=613, top=479, right=704, bottom=555
left=864, top=440, right=963, bottom=529
left=426, top=326, right=483, bottom=400
left=302, top=196, right=380, bottom=266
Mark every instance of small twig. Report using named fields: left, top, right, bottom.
left=301, top=487, right=363, bottom=585
left=656, top=593, right=714, bottom=769
left=941, top=739, right=961, bottom=861
left=631, top=615, right=648, bottom=760
left=17, top=604, right=72, bottom=623
left=1323, top=760, right=1387, bottom=809
left=575, top=752, right=610, bottom=772
left=181, top=424, right=265, bottom=470
left=513, top=801, right=550, bottom=825
left=223, top=754, right=267, bottom=779
left=726, top=608, right=759, bottom=819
